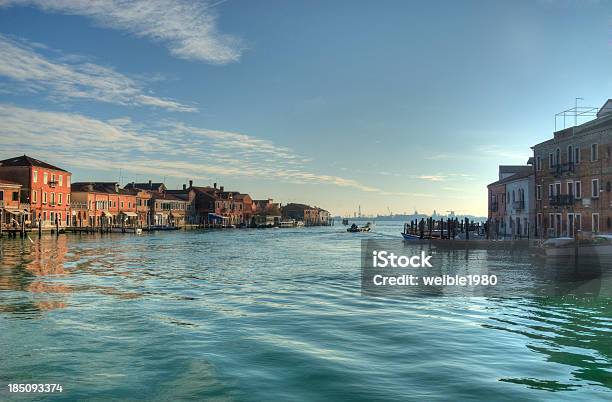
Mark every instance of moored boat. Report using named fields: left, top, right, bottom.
left=347, top=222, right=372, bottom=233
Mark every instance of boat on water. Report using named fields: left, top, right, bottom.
left=280, top=219, right=296, bottom=228
left=401, top=232, right=421, bottom=240
left=342, top=218, right=349, bottom=225
left=540, top=234, right=612, bottom=257
left=347, top=222, right=372, bottom=233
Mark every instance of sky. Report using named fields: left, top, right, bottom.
left=0, top=0, right=611, bottom=216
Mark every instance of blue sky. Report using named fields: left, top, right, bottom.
left=0, top=0, right=610, bottom=216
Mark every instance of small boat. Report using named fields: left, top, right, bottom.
left=342, top=218, right=349, bottom=225
left=401, top=232, right=421, bottom=240
left=135, top=228, right=143, bottom=235
left=347, top=222, right=372, bottom=233
left=280, top=219, right=296, bottom=228
left=540, top=234, right=612, bottom=257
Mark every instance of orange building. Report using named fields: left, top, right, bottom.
left=71, top=182, right=137, bottom=228
left=0, top=155, right=72, bottom=228
left=0, top=179, right=24, bottom=229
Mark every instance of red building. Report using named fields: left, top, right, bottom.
left=0, top=155, right=72, bottom=228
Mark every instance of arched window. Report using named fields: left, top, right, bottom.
left=555, top=148, right=561, bottom=166
left=568, top=145, right=573, bottom=163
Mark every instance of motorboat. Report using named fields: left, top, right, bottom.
left=540, top=235, right=612, bottom=257
left=347, top=222, right=372, bottom=233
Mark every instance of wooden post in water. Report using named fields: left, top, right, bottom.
left=465, top=217, right=469, bottom=240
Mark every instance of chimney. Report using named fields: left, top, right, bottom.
left=189, top=180, right=193, bottom=188
left=220, top=186, right=224, bottom=192
left=182, top=184, right=187, bottom=190
left=214, top=182, right=217, bottom=189
left=115, top=183, right=119, bottom=193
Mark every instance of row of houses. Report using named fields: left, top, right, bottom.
left=487, top=99, right=612, bottom=239
left=0, top=155, right=331, bottom=230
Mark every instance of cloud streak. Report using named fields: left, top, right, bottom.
left=0, top=104, right=385, bottom=194
left=0, top=0, right=243, bottom=64
left=0, top=34, right=196, bottom=112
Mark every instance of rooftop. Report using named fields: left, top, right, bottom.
left=0, top=155, right=68, bottom=172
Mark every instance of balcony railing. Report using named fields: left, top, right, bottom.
left=512, top=200, right=525, bottom=210
left=48, top=180, right=58, bottom=188
left=549, top=194, right=575, bottom=206
left=550, top=162, right=576, bottom=177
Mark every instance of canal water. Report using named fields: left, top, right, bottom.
left=0, top=222, right=610, bottom=401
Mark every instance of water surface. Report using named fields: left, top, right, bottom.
left=0, top=222, right=610, bottom=400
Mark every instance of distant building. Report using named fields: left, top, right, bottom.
left=487, top=165, right=534, bottom=238
left=71, top=182, right=137, bottom=228
left=282, top=203, right=331, bottom=226
left=533, top=100, right=612, bottom=237
left=0, top=155, right=71, bottom=228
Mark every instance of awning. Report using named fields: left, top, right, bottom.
left=101, top=210, right=113, bottom=216
left=121, top=212, right=137, bottom=217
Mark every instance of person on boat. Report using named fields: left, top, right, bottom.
left=350, top=223, right=358, bottom=231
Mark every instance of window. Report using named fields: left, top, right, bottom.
left=536, top=185, right=542, bottom=200
left=43, top=192, right=47, bottom=204
left=12, top=191, right=18, bottom=201
left=536, top=156, right=542, bottom=171
left=548, top=184, right=553, bottom=198
left=555, top=182, right=561, bottom=196
left=555, top=148, right=560, bottom=166
left=575, top=181, right=582, bottom=198
left=67, top=194, right=70, bottom=204
left=567, top=145, right=573, bottom=163
left=51, top=173, right=55, bottom=183
left=32, top=191, right=37, bottom=203
left=33, top=170, right=38, bottom=183
left=51, top=192, right=55, bottom=204
left=575, top=214, right=581, bottom=231
left=549, top=153, right=553, bottom=168
left=121, top=201, right=124, bottom=208
left=592, top=178, right=600, bottom=198
left=591, top=143, right=598, bottom=161
left=67, top=176, right=70, bottom=187
left=575, top=147, right=580, bottom=163
left=592, top=213, right=600, bottom=233
left=58, top=175, right=63, bottom=186
left=43, top=172, right=48, bottom=184
left=58, top=193, right=63, bottom=205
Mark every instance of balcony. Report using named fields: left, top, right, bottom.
left=512, top=200, right=525, bottom=210
left=48, top=180, right=58, bottom=188
left=550, top=162, right=576, bottom=177
left=549, top=194, right=575, bottom=206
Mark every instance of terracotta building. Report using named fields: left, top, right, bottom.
left=533, top=100, right=612, bottom=237
left=0, top=155, right=71, bottom=228
left=0, top=179, right=24, bottom=229
left=71, top=182, right=137, bottom=228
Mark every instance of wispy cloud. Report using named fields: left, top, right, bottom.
left=0, top=104, right=386, bottom=193
left=0, top=34, right=196, bottom=112
left=0, top=0, right=243, bottom=64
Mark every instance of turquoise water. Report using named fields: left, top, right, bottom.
left=0, top=222, right=610, bottom=401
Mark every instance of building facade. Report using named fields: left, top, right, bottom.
left=0, top=155, right=71, bottom=228
left=71, top=182, right=137, bottom=228
left=533, top=103, right=612, bottom=238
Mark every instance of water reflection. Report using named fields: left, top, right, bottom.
left=487, top=298, right=612, bottom=391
